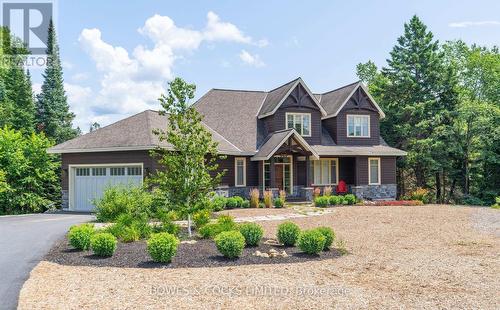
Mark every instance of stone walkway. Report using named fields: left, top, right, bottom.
left=232, top=208, right=336, bottom=223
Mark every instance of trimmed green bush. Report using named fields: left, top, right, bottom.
left=238, top=223, right=263, bottom=246
left=193, top=209, right=211, bottom=228
left=314, top=196, right=329, bottom=208
left=491, top=197, right=500, bottom=209
left=120, top=226, right=141, bottom=243
left=233, top=196, right=245, bottom=208
left=241, top=200, right=251, bottom=208
left=210, top=196, right=227, bottom=211
left=198, top=215, right=237, bottom=238
left=316, top=227, right=335, bottom=250
left=226, top=197, right=238, bottom=209
left=147, top=232, right=179, bottom=263
left=68, top=223, right=95, bottom=250
left=90, top=233, right=117, bottom=257
left=214, top=231, right=246, bottom=258
left=274, top=198, right=284, bottom=208
left=277, top=221, right=300, bottom=246
left=297, top=229, right=326, bottom=255
left=329, top=195, right=341, bottom=205
left=344, top=194, right=356, bottom=205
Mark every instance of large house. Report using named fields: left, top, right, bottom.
left=49, top=78, right=406, bottom=211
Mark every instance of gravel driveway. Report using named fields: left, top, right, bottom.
left=0, top=213, right=93, bottom=310
left=18, top=205, right=500, bottom=309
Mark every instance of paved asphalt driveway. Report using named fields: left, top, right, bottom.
left=0, top=213, right=94, bottom=310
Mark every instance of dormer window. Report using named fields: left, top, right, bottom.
left=347, top=114, right=370, bottom=137
left=286, top=113, right=311, bottom=136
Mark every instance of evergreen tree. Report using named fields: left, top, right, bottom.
left=36, top=19, right=77, bottom=143
left=379, top=15, right=454, bottom=190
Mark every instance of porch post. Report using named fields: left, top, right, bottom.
left=305, top=155, right=310, bottom=187
left=269, top=156, right=276, bottom=188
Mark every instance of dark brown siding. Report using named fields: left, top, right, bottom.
left=355, top=156, right=396, bottom=185
left=322, top=117, right=337, bottom=144
left=381, top=157, right=396, bottom=184
left=61, top=150, right=156, bottom=190
left=213, top=156, right=258, bottom=187
left=333, top=87, right=381, bottom=146
left=296, top=159, right=306, bottom=186
left=260, top=84, right=323, bottom=145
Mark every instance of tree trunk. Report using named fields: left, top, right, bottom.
left=447, top=178, right=456, bottom=204
left=187, top=213, right=192, bottom=237
left=415, top=164, right=426, bottom=188
left=435, top=172, right=441, bottom=203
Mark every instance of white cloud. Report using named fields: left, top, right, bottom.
left=239, top=50, right=265, bottom=67
left=71, top=72, right=89, bottom=81
left=74, top=11, right=265, bottom=129
left=62, top=60, right=74, bottom=70
left=449, top=20, right=500, bottom=28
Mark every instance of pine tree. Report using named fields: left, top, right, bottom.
left=380, top=15, right=450, bottom=189
left=0, top=27, right=35, bottom=132
left=36, top=19, right=77, bottom=143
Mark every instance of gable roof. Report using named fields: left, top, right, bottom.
left=251, top=129, right=319, bottom=161
left=257, top=78, right=327, bottom=119
left=48, top=110, right=244, bottom=155
left=318, top=82, right=385, bottom=119
left=194, top=89, right=267, bottom=153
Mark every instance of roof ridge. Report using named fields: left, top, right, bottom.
left=267, top=77, right=301, bottom=93
left=210, top=88, right=267, bottom=93
left=321, top=80, right=361, bottom=95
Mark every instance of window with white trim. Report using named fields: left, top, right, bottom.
left=76, top=168, right=90, bottom=176
left=92, top=167, right=106, bottom=176
left=110, top=167, right=125, bottom=176
left=235, top=158, right=246, bottom=187
left=286, top=113, right=311, bottom=136
left=312, top=158, right=338, bottom=185
left=127, top=166, right=142, bottom=176
left=368, top=158, right=381, bottom=185
left=347, top=115, right=370, bottom=137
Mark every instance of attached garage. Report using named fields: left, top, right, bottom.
left=69, top=164, right=143, bottom=211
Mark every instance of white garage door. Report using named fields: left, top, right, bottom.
left=72, top=165, right=143, bottom=211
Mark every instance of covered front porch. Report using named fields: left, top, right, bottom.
left=251, top=129, right=359, bottom=200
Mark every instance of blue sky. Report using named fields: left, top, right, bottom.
left=28, top=0, right=500, bottom=130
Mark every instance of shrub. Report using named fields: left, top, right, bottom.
left=341, top=196, right=349, bottom=205
left=258, top=202, right=266, bottom=208
left=94, top=186, right=153, bottom=222
left=297, top=229, right=326, bottom=255
left=323, top=186, right=332, bottom=197
left=241, top=200, right=250, bottom=208
left=68, top=224, right=95, bottom=250
left=250, top=189, right=260, bottom=208
left=329, top=195, right=341, bottom=205
left=461, top=195, right=485, bottom=206
left=277, top=221, right=300, bottom=246
left=314, top=196, right=329, bottom=208
left=274, top=198, right=284, bottom=208
left=233, top=196, right=245, bottom=208
left=226, top=197, right=238, bottom=209
left=279, top=190, right=286, bottom=202
left=214, top=231, right=246, bottom=258
left=263, top=190, right=273, bottom=208
left=491, top=197, right=500, bottom=209
left=90, top=233, right=117, bottom=257
left=407, top=187, right=430, bottom=204
left=238, top=223, right=263, bottom=246
left=210, top=196, right=227, bottom=211
left=313, top=187, right=321, bottom=199
left=120, top=226, right=141, bottom=243
left=198, top=215, right=237, bottom=238
left=147, top=233, right=179, bottom=263
left=193, top=209, right=211, bottom=228
left=152, top=209, right=180, bottom=235
left=344, top=194, right=356, bottom=205
left=316, top=227, right=335, bottom=250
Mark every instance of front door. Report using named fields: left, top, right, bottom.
left=275, top=165, right=284, bottom=190
left=264, top=155, right=293, bottom=194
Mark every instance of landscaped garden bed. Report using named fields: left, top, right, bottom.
left=45, top=235, right=342, bottom=269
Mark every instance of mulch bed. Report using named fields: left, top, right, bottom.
left=45, top=237, right=342, bottom=269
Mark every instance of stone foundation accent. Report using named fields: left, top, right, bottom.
left=350, top=184, right=397, bottom=200
left=301, top=187, right=314, bottom=201
left=61, top=190, right=69, bottom=209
